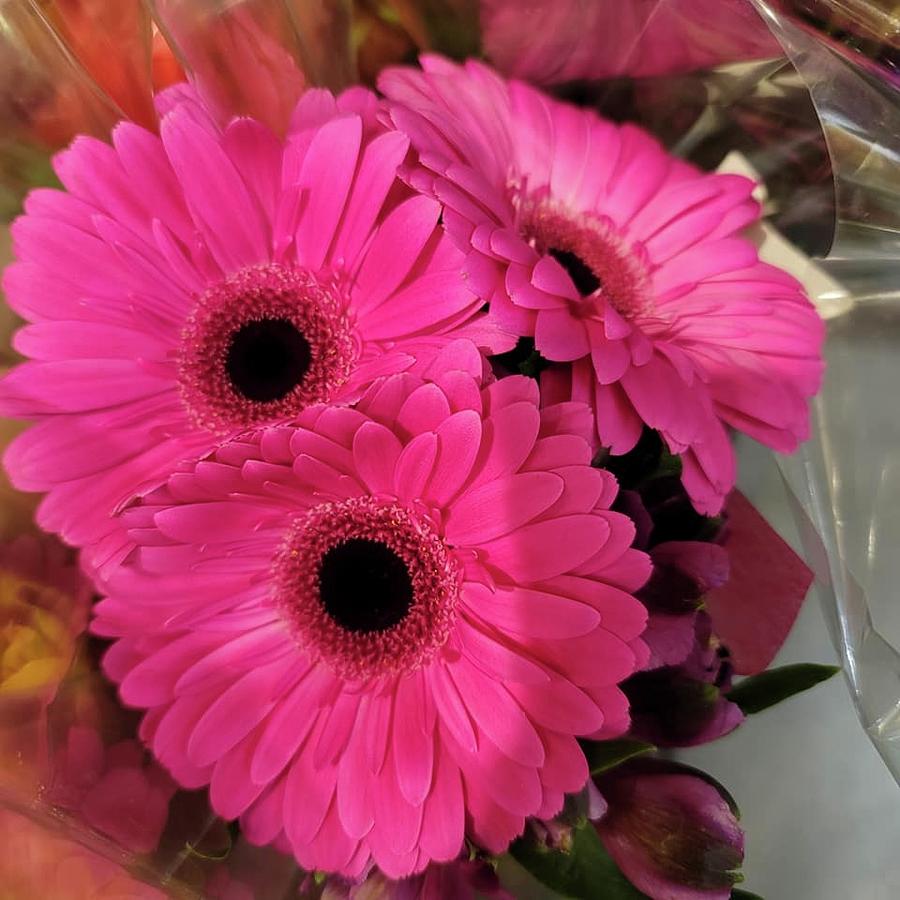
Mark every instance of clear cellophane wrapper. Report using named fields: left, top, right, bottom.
left=0, top=1, right=898, bottom=896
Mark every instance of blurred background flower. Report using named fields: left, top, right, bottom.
left=48, top=724, right=177, bottom=854
left=0, top=533, right=88, bottom=700
left=0, top=807, right=167, bottom=899
left=480, top=0, right=783, bottom=85
left=0, top=533, right=90, bottom=795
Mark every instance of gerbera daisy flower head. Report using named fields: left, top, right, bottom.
left=93, top=344, right=650, bottom=878
left=379, top=56, right=825, bottom=515
left=0, top=83, right=510, bottom=566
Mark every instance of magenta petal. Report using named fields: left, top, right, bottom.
left=447, top=659, right=545, bottom=768
left=187, top=660, right=291, bottom=767
left=210, top=736, right=267, bottom=820
left=462, top=582, right=600, bottom=640
left=355, top=195, right=441, bottom=311
left=336, top=721, right=375, bottom=840
left=331, top=130, right=410, bottom=265
left=480, top=514, right=611, bottom=582
left=119, top=632, right=222, bottom=707
left=352, top=421, right=403, bottom=494
left=160, top=108, right=268, bottom=272
left=392, top=675, right=436, bottom=807
left=418, top=741, right=465, bottom=863
left=283, top=738, right=337, bottom=848
left=534, top=308, right=591, bottom=361
left=294, top=114, right=362, bottom=270
left=506, top=677, right=604, bottom=735
left=445, top=471, right=563, bottom=545
left=250, top=666, right=332, bottom=785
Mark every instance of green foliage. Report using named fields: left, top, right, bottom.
left=509, top=822, right=649, bottom=900
left=728, top=664, right=841, bottom=715
left=581, top=739, right=656, bottom=776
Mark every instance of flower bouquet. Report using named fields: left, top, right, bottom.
left=1, top=1, right=895, bottom=897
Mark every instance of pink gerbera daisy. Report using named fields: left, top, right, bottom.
left=379, top=56, right=824, bottom=514
left=0, top=84, right=509, bottom=566
left=93, top=345, right=649, bottom=878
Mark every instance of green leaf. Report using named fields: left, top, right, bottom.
left=509, top=822, right=649, bottom=899
left=582, top=739, right=656, bottom=776
left=732, top=890, right=765, bottom=899
left=727, top=664, right=841, bottom=715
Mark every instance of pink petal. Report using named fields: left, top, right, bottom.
left=336, top=719, right=375, bottom=839
left=457, top=618, right=550, bottom=684
left=425, top=410, right=483, bottom=506
left=480, top=514, right=611, bottom=582
left=429, top=664, right=478, bottom=754
left=444, top=471, right=563, bottom=544
left=447, top=659, right=545, bottom=767
left=210, top=734, right=267, bottom=819
left=242, top=775, right=288, bottom=845
left=418, top=740, right=465, bottom=862
left=161, top=108, right=268, bottom=272
left=542, top=465, right=608, bottom=518
left=361, top=271, right=478, bottom=341
left=468, top=402, right=541, bottom=491
left=152, top=501, right=281, bottom=543
left=393, top=674, right=435, bottom=806
left=331, top=130, right=410, bottom=265
left=283, top=731, right=337, bottom=847
left=352, top=421, right=403, bottom=493
left=539, top=729, right=589, bottom=793
left=372, top=745, right=424, bottom=856
left=463, top=582, right=601, bottom=639
left=294, top=115, right=362, bottom=270
left=396, top=383, right=452, bottom=435
left=222, top=118, right=283, bottom=224
left=119, top=632, right=222, bottom=707
left=14, top=320, right=170, bottom=361
left=506, top=677, right=605, bottom=735
left=534, top=309, right=591, bottom=362
left=0, top=360, right=167, bottom=415
left=394, top=432, right=438, bottom=499
left=462, top=777, right=525, bottom=855
left=355, top=195, right=441, bottom=312
left=187, top=661, right=291, bottom=767
left=173, top=624, right=293, bottom=697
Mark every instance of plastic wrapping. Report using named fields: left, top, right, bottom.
left=751, top=0, right=900, bottom=782
left=0, top=0, right=897, bottom=895
left=148, top=0, right=354, bottom=132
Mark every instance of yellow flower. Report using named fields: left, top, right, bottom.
left=1, top=583, right=70, bottom=696
left=0, top=536, right=88, bottom=702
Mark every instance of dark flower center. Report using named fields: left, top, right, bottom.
left=318, top=538, right=414, bottom=634
left=180, top=265, right=357, bottom=434
left=225, top=318, right=312, bottom=402
left=549, top=247, right=601, bottom=296
left=518, top=201, right=653, bottom=318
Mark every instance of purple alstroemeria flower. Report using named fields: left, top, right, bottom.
left=593, top=760, right=745, bottom=900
